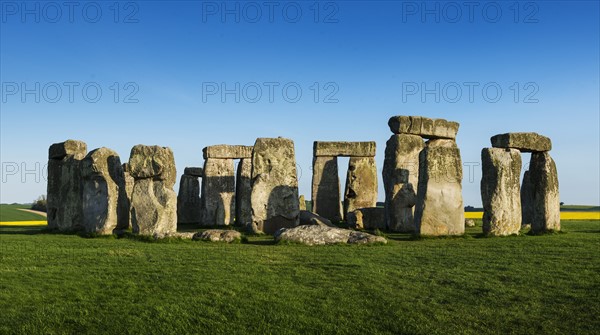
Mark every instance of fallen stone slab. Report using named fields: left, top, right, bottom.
left=388, top=116, right=459, bottom=139
left=314, top=141, right=376, bottom=157
left=192, top=229, right=242, bottom=243
left=299, top=210, right=336, bottom=227
left=203, top=145, right=253, bottom=159
left=274, top=225, right=387, bottom=246
left=184, top=167, right=203, bottom=177
left=465, top=219, right=475, bottom=227
left=490, top=132, right=552, bottom=152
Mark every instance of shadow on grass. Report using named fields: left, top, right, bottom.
left=0, top=225, right=54, bottom=235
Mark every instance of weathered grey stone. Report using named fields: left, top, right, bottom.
left=49, top=139, right=87, bottom=160
left=47, top=140, right=87, bottom=231
left=314, top=141, right=376, bottom=157
left=529, top=152, right=560, bottom=233
left=192, top=229, right=241, bottom=243
left=311, top=156, right=342, bottom=223
left=274, top=225, right=387, bottom=245
left=481, top=148, right=522, bottom=236
left=203, top=145, right=253, bottom=159
left=235, top=158, right=252, bottom=226
left=383, top=134, right=424, bottom=232
left=521, top=170, right=533, bottom=226
left=122, top=163, right=134, bottom=231
left=491, top=132, right=552, bottom=152
left=343, top=157, right=378, bottom=218
left=299, top=210, right=336, bottom=227
left=128, top=145, right=176, bottom=186
left=177, top=174, right=202, bottom=224
left=299, top=195, right=307, bottom=211
left=184, top=167, right=203, bottom=177
left=347, top=207, right=385, bottom=230
left=131, top=178, right=177, bottom=237
left=465, top=219, right=476, bottom=227
left=251, top=137, right=300, bottom=234
left=388, top=116, right=459, bottom=139
left=81, top=148, right=129, bottom=234
left=414, top=139, right=464, bottom=236
left=201, top=158, right=235, bottom=226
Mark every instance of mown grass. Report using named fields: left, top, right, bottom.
left=0, top=221, right=599, bottom=334
left=0, top=204, right=46, bottom=222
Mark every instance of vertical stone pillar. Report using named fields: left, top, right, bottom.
left=81, top=148, right=129, bottom=234
left=47, top=140, right=87, bottom=231
left=128, top=145, right=177, bottom=237
left=530, top=152, right=560, bottom=233
left=343, top=156, right=377, bottom=218
left=520, top=170, right=533, bottom=226
left=235, top=158, right=252, bottom=226
left=480, top=148, right=522, bottom=236
left=414, top=139, right=464, bottom=236
left=177, top=167, right=203, bottom=224
left=122, top=163, right=134, bottom=231
left=311, top=156, right=342, bottom=223
left=382, top=134, right=424, bottom=232
left=251, top=137, right=300, bottom=234
left=201, top=158, right=235, bottom=226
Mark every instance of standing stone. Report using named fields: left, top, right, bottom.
left=480, top=148, right=522, bottom=236
left=382, top=134, right=424, bottom=232
left=529, top=152, right=560, bottom=233
left=47, top=140, right=87, bottom=232
left=347, top=207, right=385, bottom=230
left=343, top=157, right=377, bottom=219
left=311, top=156, right=342, bottom=223
left=521, top=170, right=533, bottom=226
left=298, top=195, right=307, bottom=211
left=201, top=158, right=235, bottom=226
left=128, top=145, right=177, bottom=237
left=81, top=148, right=129, bottom=234
left=414, top=139, right=464, bottom=236
left=177, top=173, right=202, bottom=224
left=251, top=137, right=300, bottom=234
left=122, top=163, right=134, bottom=230
left=235, top=158, right=252, bottom=226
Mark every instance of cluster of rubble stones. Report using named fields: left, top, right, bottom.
left=46, top=115, right=559, bottom=242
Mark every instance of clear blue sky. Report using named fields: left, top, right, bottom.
left=1, top=1, right=599, bottom=207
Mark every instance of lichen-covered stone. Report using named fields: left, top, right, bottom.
left=313, top=141, right=376, bottom=157
left=235, top=158, right=252, bottom=226
left=81, top=148, right=129, bottom=234
left=251, top=137, right=300, bottom=234
left=299, top=210, right=336, bottom=227
left=311, top=156, right=342, bottom=223
left=192, top=229, right=241, bottom=243
left=382, top=134, right=424, bottom=232
left=491, top=132, right=552, bottom=152
left=521, top=170, right=533, bottom=226
left=343, top=157, right=377, bottom=218
left=481, top=148, right=522, bottom=236
left=131, top=179, right=177, bottom=237
left=184, top=167, right=203, bottom=177
left=298, top=195, right=307, bottom=211
left=414, top=139, right=464, bottom=236
left=49, top=139, right=87, bottom=160
left=201, top=158, right=235, bottom=226
left=128, top=145, right=177, bottom=186
left=203, top=145, right=253, bottom=159
left=388, top=116, right=459, bottom=139
left=274, top=225, right=387, bottom=245
left=529, top=152, right=560, bottom=233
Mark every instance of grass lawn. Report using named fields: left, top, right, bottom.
left=0, top=204, right=46, bottom=222
left=0, top=221, right=599, bottom=334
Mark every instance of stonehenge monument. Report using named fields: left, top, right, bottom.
left=81, top=148, right=129, bottom=234
left=200, top=145, right=253, bottom=226
left=251, top=137, right=300, bottom=234
left=47, top=140, right=87, bottom=232
left=311, top=141, right=377, bottom=223
left=482, top=132, right=559, bottom=234
left=385, top=116, right=464, bottom=236
left=128, top=145, right=178, bottom=237
left=177, top=167, right=203, bottom=224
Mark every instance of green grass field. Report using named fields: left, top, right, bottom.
left=0, top=204, right=46, bottom=222
left=1, top=220, right=599, bottom=334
